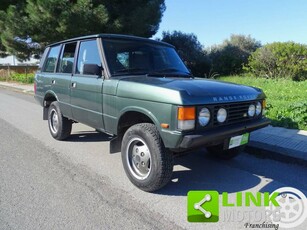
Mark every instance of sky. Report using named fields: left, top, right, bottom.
left=155, top=0, right=307, bottom=47
left=2, top=0, right=306, bottom=64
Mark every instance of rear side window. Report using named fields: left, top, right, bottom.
left=76, top=40, right=102, bottom=75
left=57, top=42, right=77, bottom=73
left=43, top=45, right=61, bottom=72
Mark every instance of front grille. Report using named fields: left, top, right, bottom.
left=212, top=101, right=260, bottom=126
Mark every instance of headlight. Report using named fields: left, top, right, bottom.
left=248, top=104, right=256, bottom=117
left=255, top=102, right=262, bottom=116
left=217, top=108, right=227, bottom=123
left=198, top=108, right=210, bottom=126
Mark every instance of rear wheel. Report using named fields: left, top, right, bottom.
left=48, top=101, right=72, bottom=140
left=206, top=144, right=245, bottom=160
left=121, top=123, right=173, bottom=192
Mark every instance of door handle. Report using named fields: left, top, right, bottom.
left=51, top=80, right=55, bottom=84
left=71, top=82, right=77, bottom=88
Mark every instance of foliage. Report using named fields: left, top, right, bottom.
left=244, top=42, right=307, bottom=81
left=218, top=76, right=307, bottom=130
left=209, top=34, right=261, bottom=75
left=0, top=71, right=35, bottom=84
left=0, top=0, right=166, bottom=61
left=0, top=0, right=24, bottom=11
left=160, top=31, right=210, bottom=76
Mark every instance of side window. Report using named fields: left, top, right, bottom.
left=76, top=40, right=102, bottom=75
left=43, top=45, right=61, bottom=72
left=57, top=42, right=77, bottom=73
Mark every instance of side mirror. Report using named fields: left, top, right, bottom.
left=83, top=64, right=103, bottom=76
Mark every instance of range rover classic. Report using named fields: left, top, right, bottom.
left=34, top=34, right=270, bottom=192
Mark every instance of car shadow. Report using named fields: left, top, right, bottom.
left=65, top=131, right=113, bottom=142
left=157, top=149, right=261, bottom=196
left=157, top=149, right=307, bottom=196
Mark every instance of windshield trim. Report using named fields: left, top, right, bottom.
left=102, top=39, right=190, bottom=78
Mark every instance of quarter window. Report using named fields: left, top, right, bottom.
left=43, top=45, right=61, bottom=72
left=76, top=40, right=102, bottom=75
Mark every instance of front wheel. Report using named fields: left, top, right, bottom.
left=206, top=144, right=245, bottom=160
left=48, top=101, right=72, bottom=140
left=121, top=123, right=173, bottom=192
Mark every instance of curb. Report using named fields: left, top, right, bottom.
left=0, top=83, right=34, bottom=95
left=246, top=140, right=307, bottom=167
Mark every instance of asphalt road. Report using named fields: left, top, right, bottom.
left=0, top=88, right=307, bottom=230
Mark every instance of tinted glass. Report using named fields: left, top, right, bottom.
left=76, top=40, right=102, bottom=75
left=43, top=45, right=61, bottom=72
left=57, top=42, right=77, bottom=73
left=103, top=39, right=190, bottom=76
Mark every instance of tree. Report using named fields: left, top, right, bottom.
left=0, top=0, right=166, bottom=61
left=160, top=30, right=210, bottom=76
left=209, top=34, right=261, bottom=75
left=0, top=0, right=24, bottom=11
left=245, top=42, right=307, bottom=80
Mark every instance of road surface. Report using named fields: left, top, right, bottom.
left=0, top=88, right=306, bottom=230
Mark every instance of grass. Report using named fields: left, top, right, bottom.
left=218, top=76, right=307, bottom=130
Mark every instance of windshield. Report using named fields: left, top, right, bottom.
left=103, top=39, right=190, bottom=76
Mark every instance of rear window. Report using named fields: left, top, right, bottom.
left=57, top=42, right=77, bottom=73
left=42, top=45, right=61, bottom=72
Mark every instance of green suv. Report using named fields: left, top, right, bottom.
left=34, top=34, right=270, bottom=192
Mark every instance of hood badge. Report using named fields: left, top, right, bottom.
left=213, top=94, right=257, bottom=102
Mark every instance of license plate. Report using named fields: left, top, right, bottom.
left=228, top=133, right=249, bottom=149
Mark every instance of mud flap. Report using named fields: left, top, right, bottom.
left=110, top=136, right=122, bottom=153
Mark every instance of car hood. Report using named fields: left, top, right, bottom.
left=115, top=76, right=265, bottom=105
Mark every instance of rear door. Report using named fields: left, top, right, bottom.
left=53, top=42, right=77, bottom=118
left=70, top=39, right=104, bottom=129
left=40, top=44, right=75, bottom=119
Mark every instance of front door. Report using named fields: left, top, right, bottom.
left=70, top=39, right=104, bottom=129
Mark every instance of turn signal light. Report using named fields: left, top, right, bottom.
left=177, top=107, right=195, bottom=130
left=178, top=107, right=195, bottom=120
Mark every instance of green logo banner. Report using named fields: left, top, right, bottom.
left=187, top=191, right=219, bottom=222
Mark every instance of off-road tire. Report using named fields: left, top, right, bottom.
left=48, top=101, right=72, bottom=140
left=121, top=123, right=174, bottom=192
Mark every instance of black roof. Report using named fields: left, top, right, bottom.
left=49, top=34, right=173, bottom=48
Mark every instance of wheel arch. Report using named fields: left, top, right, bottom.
left=43, top=91, right=58, bottom=120
left=110, top=107, right=161, bottom=153
left=119, top=109, right=158, bottom=130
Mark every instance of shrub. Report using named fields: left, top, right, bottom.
left=10, top=72, right=35, bottom=83
left=244, top=42, right=307, bottom=80
left=0, top=70, right=35, bottom=83
left=209, top=34, right=261, bottom=75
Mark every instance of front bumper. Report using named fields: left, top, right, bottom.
left=179, top=118, right=270, bottom=149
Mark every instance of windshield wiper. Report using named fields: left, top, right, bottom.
left=113, top=68, right=148, bottom=76
left=148, top=68, right=192, bottom=77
